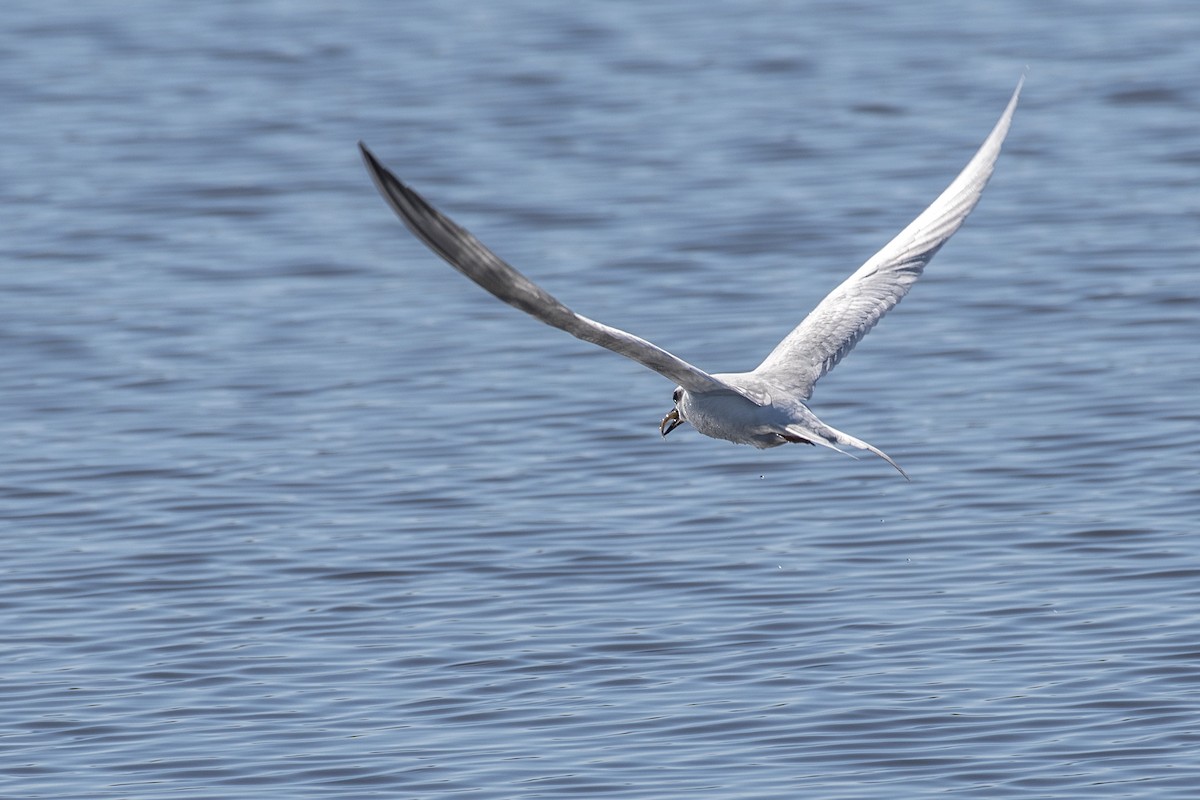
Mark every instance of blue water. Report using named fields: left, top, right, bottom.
left=4, top=1, right=1200, bottom=797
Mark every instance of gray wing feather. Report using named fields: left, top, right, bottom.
left=751, top=77, right=1023, bottom=400
left=360, top=143, right=737, bottom=396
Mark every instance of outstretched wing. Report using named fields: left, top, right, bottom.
left=360, top=143, right=740, bottom=396
left=751, top=77, right=1023, bottom=400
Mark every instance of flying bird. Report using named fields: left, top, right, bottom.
left=360, top=78, right=1022, bottom=479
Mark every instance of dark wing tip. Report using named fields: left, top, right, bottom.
left=357, top=143, right=467, bottom=269
left=358, top=141, right=412, bottom=212
left=356, top=141, right=572, bottom=322
left=358, top=140, right=382, bottom=172
left=358, top=141, right=422, bottom=219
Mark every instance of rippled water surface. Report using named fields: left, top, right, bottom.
left=4, top=1, right=1200, bottom=797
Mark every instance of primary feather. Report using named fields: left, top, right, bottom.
left=751, top=76, right=1022, bottom=399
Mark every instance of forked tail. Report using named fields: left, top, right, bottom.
left=784, top=423, right=911, bottom=481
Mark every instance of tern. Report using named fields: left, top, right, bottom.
left=360, top=78, right=1022, bottom=479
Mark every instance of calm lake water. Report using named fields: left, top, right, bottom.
left=4, top=1, right=1199, bottom=798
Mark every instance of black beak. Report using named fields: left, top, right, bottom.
left=660, top=408, right=682, bottom=437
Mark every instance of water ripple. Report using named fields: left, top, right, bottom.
left=4, top=1, right=1200, bottom=798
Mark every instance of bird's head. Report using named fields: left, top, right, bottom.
left=660, top=387, right=686, bottom=437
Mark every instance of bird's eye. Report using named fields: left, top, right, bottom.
left=673, top=389, right=682, bottom=403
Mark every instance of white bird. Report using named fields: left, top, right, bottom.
left=360, top=78, right=1022, bottom=479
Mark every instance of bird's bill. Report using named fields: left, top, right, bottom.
left=660, top=408, right=682, bottom=437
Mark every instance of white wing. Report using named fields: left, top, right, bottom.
left=360, top=143, right=741, bottom=397
left=752, top=77, right=1023, bottom=400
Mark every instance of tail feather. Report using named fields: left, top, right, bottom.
left=784, top=426, right=859, bottom=460
left=785, top=423, right=910, bottom=481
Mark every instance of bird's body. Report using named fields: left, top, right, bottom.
left=360, top=78, right=1023, bottom=479
left=667, top=373, right=907, bottom=474
left=674, top=379, right=790, bottom=448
